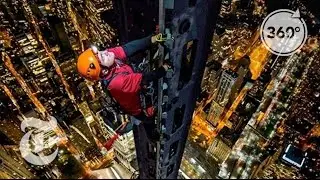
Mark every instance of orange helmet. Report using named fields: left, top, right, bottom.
left=77, top=48, right=101, bottom=81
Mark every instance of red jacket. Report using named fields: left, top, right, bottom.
left=102, top=46, right=143, bottom=116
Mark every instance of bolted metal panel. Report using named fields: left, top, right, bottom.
left=133, top=0, right=222, bottom=179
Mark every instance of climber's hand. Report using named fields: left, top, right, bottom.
left=162, top=63, right=171, bottom=71
left=151, top=33, right=167, bottom=44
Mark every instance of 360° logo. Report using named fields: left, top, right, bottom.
left=260, top=9, right=308, bottom=56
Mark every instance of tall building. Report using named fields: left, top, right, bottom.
left=207, top=101, right=224, bottom=126
left=229, top=65, right=249, bottom=103
left=215, top=69, right=238, bottom=106
left=201, top=60, right=222, bottom=93
left=206, top=137, right=232, bottom=164
left=106, top=127, right=137, bottom=173
left=180, top=144, right=213, bottom=179
left=96, top=108, right=137, bottom=173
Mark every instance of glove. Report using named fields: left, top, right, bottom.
left=162, top=63, right=171, bottom=71
left=152, top=33, right=167, bottom=43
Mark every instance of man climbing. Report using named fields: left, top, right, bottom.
left=76, top=34, right=168, bottom=139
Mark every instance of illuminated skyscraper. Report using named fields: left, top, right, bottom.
left=206, top=69, right=237, bottom=126
left=107, top=127, right=136, bottom=173
left=207, top=101, right=224, bottom=126
left=96, top=108, right=137, bottom=173
left=180, top=145, right=213, bottom=179
left=229, top=65, right=249, bottom=103
left=201, top=60, right=222, bottom=93
left=215, top=69, right=238, bottom=106
left=206, top=137, right=232, bottom=164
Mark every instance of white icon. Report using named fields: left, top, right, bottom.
left=260, top=9, right=308, bottom=56
left=19, top=116, right=60, bottom=165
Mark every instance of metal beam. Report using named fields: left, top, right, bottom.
left=133, top=0, right=222, bottom=178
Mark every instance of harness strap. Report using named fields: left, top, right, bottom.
left=102, top=71, right=129, bottom=114
left=102, top=59, right=154, bottom=117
